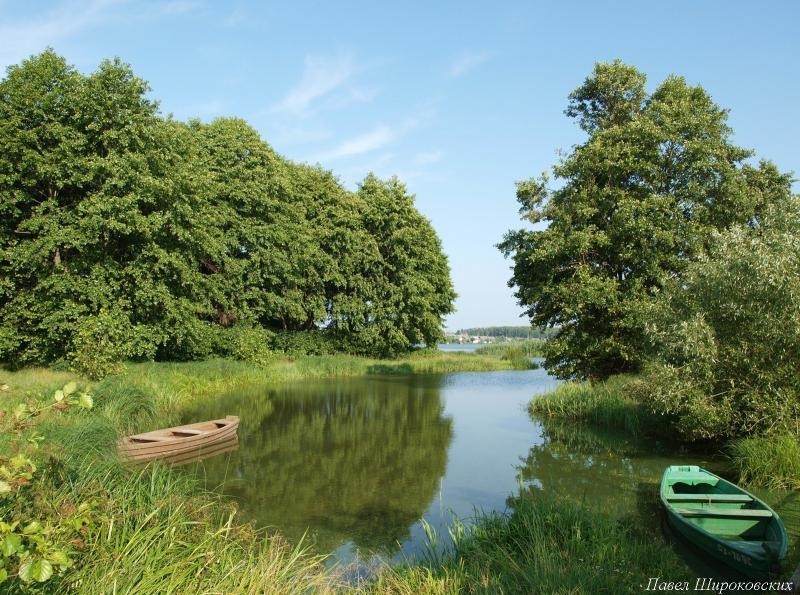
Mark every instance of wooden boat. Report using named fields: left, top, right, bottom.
left=661, top=465, right=787, bottom=577
left=118, top=416, right=239, bottom=463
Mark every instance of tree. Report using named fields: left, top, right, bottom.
left=347, top=174, right=456, bottom=356
left=499, top=60, right=793, bottom=380
left=0, top=51, right=457, bottom=372
left=641, top=200, right=800, bottom=440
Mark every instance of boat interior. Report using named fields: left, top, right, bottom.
left=129, top=420, right=231, bottom=443
left=664, top=468, right=778, bottom=542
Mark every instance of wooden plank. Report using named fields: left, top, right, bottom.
left=676, top=507, right=773, bottom=518
left=666, top=494, right=753, bottom=503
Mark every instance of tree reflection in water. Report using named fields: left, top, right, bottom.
left=516, top=419, right=697, bottom=520
left=181, top=375, right=452, bottom=556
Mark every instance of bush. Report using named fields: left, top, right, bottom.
left=642, top=201, right=800, bottom=440
left=223, top=326, right=276, bottom=366
left=271, top=330, right=336, bottom=356
left=67, top=310, right=136, bottom=380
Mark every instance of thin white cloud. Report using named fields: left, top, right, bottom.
left=314, top=124, right=394, bottom=162
left=272, top=53, right=356, bottom=116
left=448, top=50, right=492, bottom=78
left=0, top=0, right=202, bottom=71
left=0, top=0, right=120, bottom=69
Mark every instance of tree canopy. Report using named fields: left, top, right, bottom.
left=0, top=50, right=455, bottom=375
left=499, top=60, right=793, bottom=381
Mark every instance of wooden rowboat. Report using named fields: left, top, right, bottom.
left=661, top=465, right=787, bottom=577
left=118, top=416, right=239, bottom=463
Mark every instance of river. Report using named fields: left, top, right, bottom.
left=180, top=364, right=799, bottom=581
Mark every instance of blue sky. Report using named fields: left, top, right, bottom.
left=2, top=1, right=798, bottom=330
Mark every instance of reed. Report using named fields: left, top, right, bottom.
left=728, top=434, right=800, bottom=491
left=528, top=375, right=660, bottom=437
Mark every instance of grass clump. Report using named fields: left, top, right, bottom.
left=363, top=492, right=691, bottom=594
left=474, top=339, right=544, bottom=368
left=528, top=375, right=661, bottom=438
left=728, top=434, right=800, bottom=490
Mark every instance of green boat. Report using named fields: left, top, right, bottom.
left=660, top=465, right=788, bottom=577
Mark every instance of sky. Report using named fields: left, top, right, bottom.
left=1, top=1, right=798, bottom=330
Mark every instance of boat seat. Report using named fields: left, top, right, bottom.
left=171, top=429, right=204, bottom=436
left=667, top=494, right=753, bottom=503
left=675, top=507, right=773, bottom=518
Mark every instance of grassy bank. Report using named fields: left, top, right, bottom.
left=362, top=492, right=692, bottom=594
left=529, top=375, right=800, bottom=490
left=0, top=350, right=533, bottom=592
left=528, top=375, right=662, bottom=438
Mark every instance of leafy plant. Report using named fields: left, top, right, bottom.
left=0, top=383, right=96, bottom=588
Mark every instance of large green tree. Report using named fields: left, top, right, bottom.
left=0, top=51, right=456, bottom=373
left=499, top=60, right=793, bottom=380
left=347, top=174, right=456, bottom=356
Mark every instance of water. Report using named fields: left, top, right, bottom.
left=437, top=343, right=483, bottom=352
left=181, top=366, right=799, bottom=580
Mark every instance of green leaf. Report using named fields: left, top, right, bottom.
left=1, top=534, right=22, bottom=557
left=62, top=381, right=77, bottom=396
left=78, top=393, right=93, bottom=409
left=54, top=389, right=64, bottom=402
left=22, top=521, right=42, bottom=535
left=0, top=481, right=10, bottom=495
left=22, top=558, right=53, bottom=583
left=48, top=550, right=71, bottom=568
left=0, top=568, right=7, bottom=583
left=17, top=559, right=32, bottom=583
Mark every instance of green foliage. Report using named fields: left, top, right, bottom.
left=68, top=308, right=137, bottom=379
left=0, top=51, right=455, bottom=374
left=219, top=325, right=277, bottom=366
left=1, top=383, right=96, bottom=590
left=642, top=201, right=800, bottom=440
left=331, top=175, right=456, bottom=357
left=499, top=60, right=793, bottom=381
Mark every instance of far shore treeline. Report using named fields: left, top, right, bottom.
left=0, top=51, right=456, bottom=377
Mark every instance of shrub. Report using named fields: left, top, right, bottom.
left=224, top=326, right=276, bottom=366
left=642, top=201, right=800, bottom=440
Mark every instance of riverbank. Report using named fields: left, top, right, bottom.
left=365, top=493, right=692, bottom=594
left=529, top=375, right=800, bottom=491
left=0, top=350, right=535, bottom=592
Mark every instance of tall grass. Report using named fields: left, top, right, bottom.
left=528, top=375, right=662, bottom=438
left=729, top=434, right=800, bottom=490
left=61, top=465, right=337, bottom=594
left=360, top=492, right=692, bottom=594
left=474, top=339, right=544, bottom=368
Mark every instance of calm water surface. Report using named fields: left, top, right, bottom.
left=182, top=366, right=800, bottom=578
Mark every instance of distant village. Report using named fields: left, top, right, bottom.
left=443, top=326, right=552, bottom=344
